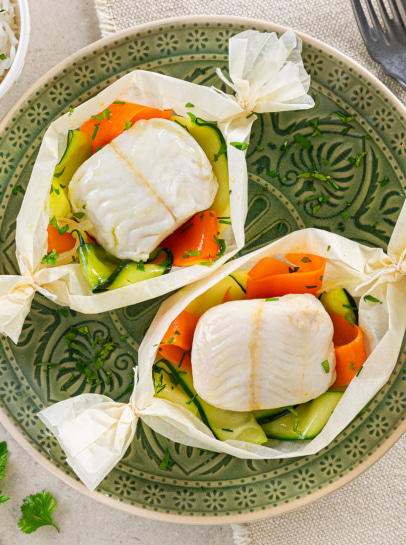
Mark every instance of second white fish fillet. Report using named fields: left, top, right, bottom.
left=191, top=293, right=336, bottom=411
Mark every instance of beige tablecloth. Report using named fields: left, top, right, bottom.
left=93, top=1, right=406, bottom=543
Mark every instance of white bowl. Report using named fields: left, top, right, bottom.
left=0, top=0, right=30, bottom=101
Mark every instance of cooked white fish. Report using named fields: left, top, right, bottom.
left=69, top=118, right=218, bottom=261
left=191, top=293, right=336, bottom=411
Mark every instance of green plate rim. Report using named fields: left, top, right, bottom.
left=1, top=14, right=406, bottom=525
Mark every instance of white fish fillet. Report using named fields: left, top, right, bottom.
left=191, top=294, right=336, bottom=411
left=69, top=118, right=218, bottom=261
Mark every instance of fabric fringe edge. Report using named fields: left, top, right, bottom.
left=232, top=524, right=253, bottom=545
left=93, top=0, right=117, bottom=37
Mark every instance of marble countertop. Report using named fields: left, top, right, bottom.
left=0, top=1, right=233, bottom=542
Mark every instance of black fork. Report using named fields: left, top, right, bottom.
left=351, top=0, right=406, bottom=90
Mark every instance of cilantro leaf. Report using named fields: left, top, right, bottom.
left=18, top=491, right=60, bottom=534
left=0, top=441, right=9, bottom=505
left=294, top=133, right=312, bottom=149
left=230, top=141, right=249, bottom=151
left=347, top=151, right=367, bottom=167
left=0, top=441, right=8, bottom=480
left=49, top=216, right=69, bottom=235
left=326, top=111, right=356, bottom=123
left=41, top=249, right=59, bottom=266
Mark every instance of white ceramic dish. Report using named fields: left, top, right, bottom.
left=0, top=0, right=30, bottom=101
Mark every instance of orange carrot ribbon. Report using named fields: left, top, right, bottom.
left=47, top=224, right=76, bottom=254
left=246, top=253, right=326, bottom=299
left=329, top=312, right=367, bottom=387
left=162, top=211, right=220, bottom=267
left=80, top=101, right=173, bottom=153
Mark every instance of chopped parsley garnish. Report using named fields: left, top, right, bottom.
left=321, top=360, right=330, bottom=373
left=159, top=448, right=175, bottom=470
left=256, top=145, right=264, bottom=151
left=312, top=204, right=321, bottom=214
left=68, top=107, right=74, bottom=116
left=12, top=185, right=25, bottom=195
left=321, top=158, right=330, bottom=165
left=136, top=260, right=145, bottom=271
left=377, top=177, right=389, bottom=187
left=350, top=362, right=356, bottom=370
left=54, top=188, right=60, bottom=195
left=288, top=124, right=297, bottom=134
left=289, top=266, right=300, bottom=274
left=363, top=134, right=371, bottom=140
left=214, top=142, right=227, bottom=162
left=363, top=295, right=382, bottom=304
left=327, top=111, right=356, bottom=123
left=92, top=122, right=100, bottom=140
left=344, top=312, right=355, bottom=327
left=348, top=151, right=367, bottom=167
left=182, top=249, right=201, bottom=258
left=185, top=102, right=194, bottom=108
left=73, top=212, right=85, bottom=219
left=341, top=212, right=350, bottom=222
left=370, top=221, right=378, bottom=229
left=113, top=100, right=126, bottom=105
left=356, top=365, right=364, bottom=377
left=213, top=236, right=226, bottom=260
left=265, top=297, right=279, bottom=301
left=280, top=139, right=290, bottom=154
left=57, top=308, right=69, bottom=318
left=168, top=337, right=174, bottom=345
left=124, top=121, right=132, bottom=130
left=278, top=221, right=284, bottom=233
left=178, top=352, right=186, bottom=368
left=18, top=491, right=60, bottom=534
left=181, top=223, right=193, bottom=233
left=266, top=171, right=279, bottom=178
left=297, top=169, right=333, bottom=183
left=327, top=245, right=331, bottom=251
left=306, top=119, right=322, bottom=137
left=49, top=216, right=69, bottom=235
left=0, top=441, right=9, bottom=505
left=230, top=142, right=249, bottom=151
left=341, top=127, right=350, bottom=136
left=92, top=107, right=112, bottom=122
left=320, top=276, right=323, bottom=281
left=186, top=393, right=198, bottom=405
left=82, top=204, right=86, bottom=209
left=294, top=133, right=312, bottom=149
left=41, top=249, right=59, bottom=266
left=0, top=53, right=7, bottom=61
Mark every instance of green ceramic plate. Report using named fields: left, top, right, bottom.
left=1, top=16, right=406, bottom=524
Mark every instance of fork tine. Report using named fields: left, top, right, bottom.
left=365, top=0, right=385, bottom=34
left=376, top=0, right=393, bottom=31
left=391, top=0, right=406, bottom=28
left=351, top=0, right=375, bottom=43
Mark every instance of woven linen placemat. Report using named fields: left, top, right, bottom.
left=93, top=1, right=406, bottom=544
